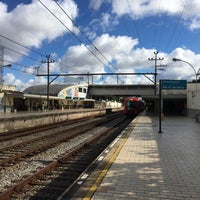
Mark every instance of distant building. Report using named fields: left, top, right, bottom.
left=0, top=84, right=20, bottom=112
left=0, top=82, right=199, bottom=116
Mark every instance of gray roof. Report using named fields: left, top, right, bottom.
left=23, top=84, right=72, bottom=96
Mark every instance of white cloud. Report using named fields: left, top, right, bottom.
left=4, top=72, right=47, bottom=91
left=62, top=43, right=105, bottom=72
left=188, top=18, right=200, bottom=30
left=61, top=33, right=200, bottom=85
left=89, top=0, right=104, bottom=11
left=2, top=0, right=200, bottom=89
left=0, top=0, right=78, bottom=62
left=61, top=33, right=139, bottom=74
left=4, top=32, right=200, bottom=89
left=108, top=0, right=200, bottom=30
left=89, top=12, right=119, bottom=34
left=165, top=47, right=200, bottom=81
left=101, top=13, right=111, bottom=31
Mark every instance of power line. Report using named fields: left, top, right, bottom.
left=0, top=34, right=44, bottom=58
left=53, top=0, right=121, bottom=73
left=37, top=0, right=114, bottom=73
left=164, top=0, right=188, bottom=52
left=37, top=0, right=120, bottom=73
left=3, top=58, right=43, bottom=76
left=126, top=0, right=143, bottom=47
left=113, top=0, right=139, bottom=56
left=0, top=34, right=84, bottom=74
left=152, top=0, right=162, bottom=49
left=3, top=45, right=41, bottom=63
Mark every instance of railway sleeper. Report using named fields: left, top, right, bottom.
left=1, top=115, right=130, bottom=200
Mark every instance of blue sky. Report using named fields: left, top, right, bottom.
left=1, top=0, right=200, bottom=91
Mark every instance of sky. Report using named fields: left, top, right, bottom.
left=1, top=0, right=200, bottom=91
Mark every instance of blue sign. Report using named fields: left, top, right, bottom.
left=161, top=80, right=187, bottom=90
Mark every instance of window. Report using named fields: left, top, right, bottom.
left=126, top=101, right=137, bottom=110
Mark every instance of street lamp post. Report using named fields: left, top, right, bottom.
left=172, top=58, right=199, bottom=94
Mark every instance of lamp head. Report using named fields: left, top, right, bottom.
left=172, top=58, right=179, bottom=62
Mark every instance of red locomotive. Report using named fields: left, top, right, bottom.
left=123, top=97, right=145, bottom=117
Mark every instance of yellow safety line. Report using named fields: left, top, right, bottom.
left=83, top=131, right=130, bottom=200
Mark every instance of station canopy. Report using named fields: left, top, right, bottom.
left=23, top=84, right=73, bottom=96
left=23, top=84, right=88, bottom=100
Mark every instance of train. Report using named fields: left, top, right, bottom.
left=123, top=96, right=145, bottom=117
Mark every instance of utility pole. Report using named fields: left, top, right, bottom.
left=0, top=45, right=4, bottom=85
left=35, top=66, right=40, bottom=75
left=148, top=51, right=164, bottom=95
left=87, top=72, right=90, bottom=84
left=42, top=55, right=55, bottom=110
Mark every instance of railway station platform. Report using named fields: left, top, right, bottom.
left=0, top=108, right=122, bottom=133
left=66, top=113, right=200, bottom=200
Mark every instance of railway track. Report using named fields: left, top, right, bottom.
left=0, top=116, right=108, bottom=166
left=0, top=113, right=121, bottom=162
left=0, top=111, right=132, bottom=200
left=0, top=115, right=104, bottom=142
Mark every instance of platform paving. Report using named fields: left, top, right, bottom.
left=88, top=114, right=200, bottom=200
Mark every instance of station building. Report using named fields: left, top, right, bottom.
left=0, top=84, right=89, bottom=112
left=0, top=84, right=22, bottom=112
left=0, top=82, right=199, bottom=117
left=23, top=84, right=89, bottom=111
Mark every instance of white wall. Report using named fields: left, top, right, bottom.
left=187, top=83, right=200, bottom=116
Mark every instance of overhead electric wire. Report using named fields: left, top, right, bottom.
left=167, top=1, right=189, bottom=51
left=156, top=0, right=171, bottom=51
left=3, top=58, right=43, bottom=75
left=164, top=0, right=188, bottom=52
left=3, top=45, right=41, bottom=63
left=0, top=34, right=43, bottom=58
left=152, top=0, right=162, bottom=49
left=114, top=0, right=137, bottom=55
left=6, top=66, right=36, bottom=75
left=2, top=45, right=57, bottom=75
left=0, top=34, right=83, bottom=74
left=52, top=0, right=121, bottom=73
left=37, top=0, right=115, bottom=73
left=126, top=0, right=143, bottom=47
left=53, top=0, right=138, bottom=85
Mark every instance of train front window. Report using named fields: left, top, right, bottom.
left=126, top=101, right=137, bottom=110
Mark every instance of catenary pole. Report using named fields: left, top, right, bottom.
left=42, top=55, right=55, bottom=110
left=148, top=51, right=164, bottom=95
